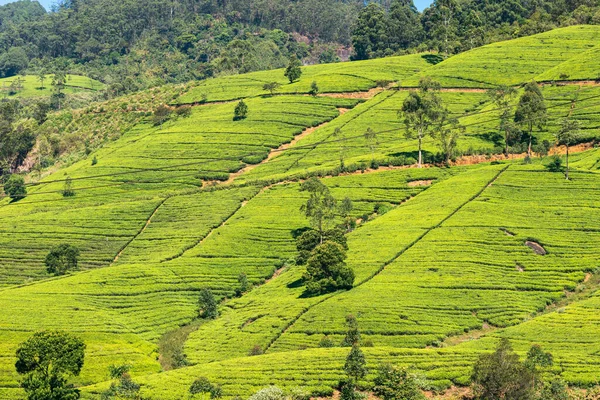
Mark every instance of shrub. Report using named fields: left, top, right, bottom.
left=198, top=288, right=218, bottom=319
left=374, top=203, right=392, bottom=215
left=91, top=155, right=98, bottom=166
left=152, top=104, right=172, bottom=125
left=62, top=176, right=75, bottom=197
left=4, top=174, right=26, bottom=201
left=309, top=81, right=319, bottom=96
left=471, top=338, right=535, bottom=400
left=175, top=105, right=192, bottom=118
left=45, top=244, right=80, bottom=275
left=373, top=364, right=425, bottom=400
left=249, top=386, right=286, bottom=400
left=234, top=100, right=248, bottom=121
left=319, top=336, right=335, bottom=348
left=546, top=156, right=563, bottom=172
left=249, top=345, right=264, bottom=356
left=284, top=56, right=302, bottom=83
left=242, top=154, right=266, bottom=165
left=190, top=377, right=222, bottom=399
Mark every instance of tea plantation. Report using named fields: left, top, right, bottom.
left=2, top=25, right=600, bottom=400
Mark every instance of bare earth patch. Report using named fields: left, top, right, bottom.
left=407, top=180, right=433, bottom=187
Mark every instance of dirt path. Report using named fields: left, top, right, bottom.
left=223, top=108, right=348, bottom=185
left=111, top=197, right=168, bottom=264
left=264, top=166, right=510, bottom=352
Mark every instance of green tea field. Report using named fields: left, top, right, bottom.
left=3, top=25, right=600, bottom=400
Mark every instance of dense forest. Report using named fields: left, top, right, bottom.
left=352, top=0, right=600, bottom=59
left=1, top=0, right=600, bottom=92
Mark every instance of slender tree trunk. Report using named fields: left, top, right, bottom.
left=528, top=122, right=533, bottom=157
left=566, top=145, right=570, bottom=180
left=505, top=130, right=509, bottom=157
left=418, top=135, right=423, bottom=168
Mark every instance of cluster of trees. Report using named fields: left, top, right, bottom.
left=398, top=76, right=582, bottom=171
left=352, top=0, right=600, bottom=60
left=14, top=327, right=600, bottom=400
left=0, top=0, right=352, bottom=93
left=297, top=178, right=355, bottom=295
left=399, top=77, right=463, bottom=167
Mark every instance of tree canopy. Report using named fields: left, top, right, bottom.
left=15, top=331, right=85, bottom=400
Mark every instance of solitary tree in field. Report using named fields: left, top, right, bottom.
left=487, top=85, right=518, bottom=156
left=262, top=82, right=280, bottom=96
left=153, top=104, right=172, bottom=126
left=344, top=344, right=367, bottom=382
left=103, top=364, right=143, bottom=399
left=515, top=81, right=547, bottom=157
left=237, top=272, right=249, bottom=295
left=364, top=127, right=378, bottom=162
left=15, top=331, right=85, bottom=400
left=433, top=108, right=464, bottom=165
left=198, top=288, right=218, bottom=319
left=303, top=241, right=354, bottom=294
left=555, top=118, right=580, bottom=180
left=45, top=244, right=80, bottom=275
left=373, top=364, right=425, bottom=400
left=309, top=81, right=319, bottom=96
left=471, top=338, right=535, bottom=400
left=284, top=55, right=302, bottom=83
left=38, top=70, right=47, bottom=90
left=339, top=197, right=354, bottom=232
left=233, top=100, right=248, bottom=121
left=341, top=314, right=361, bottom=347
left=4, top=174, right=27, bottom=201
left=300, top=178, right=337, bottom=243
left=400, top=77, right=443, bottom=167
left=62, top=176, right=75, bottom=197
left=51, top=71, right=67, bottom=110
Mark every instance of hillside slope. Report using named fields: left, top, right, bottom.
left=2, top=27, right=600, bottom=400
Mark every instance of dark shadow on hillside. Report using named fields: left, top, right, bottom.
left=287, top=278, right=304, bottom=289
left=291, top=227, right=311, bottom=239
left=422, top=54, right=444, bottom=65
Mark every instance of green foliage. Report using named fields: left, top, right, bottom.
left=303, top=241, right=354, bottom=295
left=189, top=376, right=222, bottom=399
left=344, top=344, right=367, bottom=382
left=62, top=176, right=75, bottom=197
left=300, top=178, right=337, bottom=240
left=4, top=174, right=26, bottom=200
left=341, top=314, right=361, bottom=347
left=198, top=289, right=218, bottom=320
left=102, top=371, right=142, bottom=400
left=153, top=104, right=173, bottom=126
left=249, top=386, right=286, bottom=400
left=546, top=156, right=563, bottom=173
left=309, top=81, right=319, bottom=96
left=555, top=118, right=581, bottom=180
left=373, top=364, right=425, bottom=400
left=237, top=272, right=250, bottom=295
left=318, top=336, right=335, bottom=348
left=284, top=56, right=302, bottom=84
left=471, top=339, right=536, bottom=400
left=45, top=244, right=80, bottom=276
left=515, top=81, right=547, bottom=155
left=234, top=100, right=248, bottom=121
left=400, top=78, right=444, bottom=167
left=15, top=331, right=85, bottom=400
left=263, top=82, right=281, bottom=96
